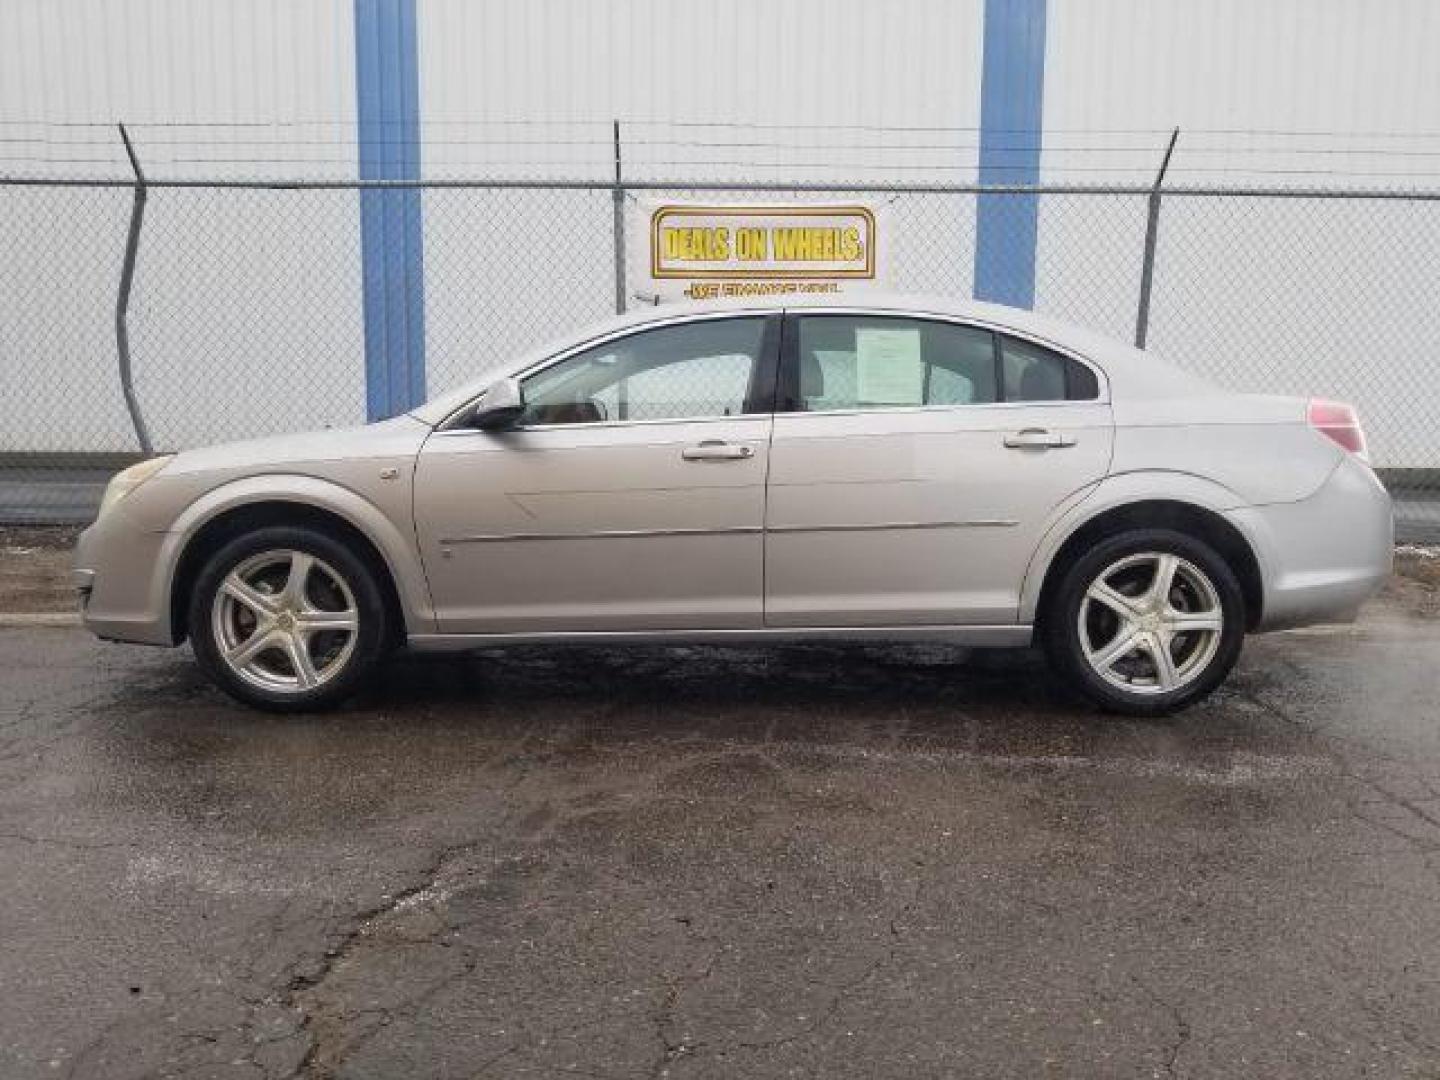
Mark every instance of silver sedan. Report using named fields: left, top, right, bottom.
left=74, top=295, right=1393, bottom=715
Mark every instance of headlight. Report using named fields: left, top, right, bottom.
left=97, top=455, right=174, bottom=519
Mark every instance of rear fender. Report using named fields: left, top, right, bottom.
left=1018, top=470, right=1259, bottom=624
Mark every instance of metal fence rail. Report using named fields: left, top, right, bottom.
left=1, top=171, right=1437, bottom=541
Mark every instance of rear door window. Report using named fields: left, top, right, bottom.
left=792, top=315, right=998, bottom=412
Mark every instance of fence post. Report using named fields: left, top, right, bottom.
left=612, top=119, right=627, bottom=314
left=115, top=122, right=153, bottom=454
left=1134, top=126, right=1179, bottom=350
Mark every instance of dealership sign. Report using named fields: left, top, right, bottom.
left=638, top=202, right=886, bottom=303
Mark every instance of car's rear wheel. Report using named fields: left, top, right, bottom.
left=189, top=525, right=388, bottom=711
left=1041, top=528, right=1246, bottom=716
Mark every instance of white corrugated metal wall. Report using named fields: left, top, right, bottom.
left=0, top=1, right=362, bottom=451
left=1038, top=0, right=1440, bottom=469
left=0, top=1, right=1436, bottom=461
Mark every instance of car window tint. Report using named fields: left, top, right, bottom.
left=795, top=316, right=997, bottom=411
left=520, top=317, right=765, bottom=425
left=1000, top=336, right=1099, bottom=402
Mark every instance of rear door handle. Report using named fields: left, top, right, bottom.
left=682, top=440, right=755, bottom=462
left=1003, top=428, right=1076, bottom=449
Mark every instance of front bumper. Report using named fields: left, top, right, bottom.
left=73, top=509, right=176, bottom=645
left=1228, top=454, right=1393, bottom=632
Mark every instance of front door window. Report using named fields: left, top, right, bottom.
left=520, top=317, right=768, bottom=426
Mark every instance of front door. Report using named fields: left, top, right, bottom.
left=764, top=312, right=1114, bottom=626
left=414, top=314, right=779, bottom=634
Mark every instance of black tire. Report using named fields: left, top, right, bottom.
left=1040, top=528, right=1246, bottom=717
left=188, top=525, right=390, bottom=712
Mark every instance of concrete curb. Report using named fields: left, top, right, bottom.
left=0, top=612, right=81, bottom=627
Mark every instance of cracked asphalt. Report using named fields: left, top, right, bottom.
left=2, top=580, right=1439, bottom=1078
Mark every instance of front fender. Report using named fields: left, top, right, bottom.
left=1016, top=470, right=1256, bottom=625
left=157, top=473, right=436, bottom=640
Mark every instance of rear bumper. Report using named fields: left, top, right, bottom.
left=1227, top=455, right=1393, bottom=632
left=71, top=567, right=95, bottom=596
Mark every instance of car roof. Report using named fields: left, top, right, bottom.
left=409, top=292, right=1219, bottom=425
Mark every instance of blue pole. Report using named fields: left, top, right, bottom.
left=974, top=0, right=1048, bottom=309
left=354, top=0, right=426, bottom=420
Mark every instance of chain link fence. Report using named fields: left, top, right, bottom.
left=1, top=176, right=1436, bottom=541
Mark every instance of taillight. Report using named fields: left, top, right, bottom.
left=1308, top=399, right=1368, bottom=459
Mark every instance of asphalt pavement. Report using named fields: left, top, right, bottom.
left=2, top=582, right=1439, bottom=1079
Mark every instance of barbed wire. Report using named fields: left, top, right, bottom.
left=2, top=120, right=1439, bottom=185
left=4, top=117, right=1440, bottom=140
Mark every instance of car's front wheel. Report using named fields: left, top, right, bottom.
left=1041, top=528, right=1246, bottom=716
left=189, top=525, right=389, bottom=711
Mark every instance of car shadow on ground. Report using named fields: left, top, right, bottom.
left=69, top=634, right=1336, bottom=841
left=96, top=638, right=1315, bottom=769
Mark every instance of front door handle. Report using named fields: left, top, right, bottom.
left=1003, top=428, right=1076, bottom=450
left=682, top=440, right=755, bottom=462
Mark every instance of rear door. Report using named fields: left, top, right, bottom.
left=764, top=311, right=1113, bottom=626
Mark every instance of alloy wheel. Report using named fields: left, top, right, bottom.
left=1077, top=551, right=1224, bottom=696
left=210, top=548, right=359, bottom=694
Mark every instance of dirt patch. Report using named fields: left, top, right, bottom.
left=1387, top=547, right=1440, bottom=619
left=1395, top=547, right=1440, bottom=588
left=0, top=525, right=80, bottom=612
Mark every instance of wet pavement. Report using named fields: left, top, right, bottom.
left=2, top=592, right=1439, bottom=1079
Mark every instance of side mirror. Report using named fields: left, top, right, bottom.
left=471, top=377, right=524, bottom=431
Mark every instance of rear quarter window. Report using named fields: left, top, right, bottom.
left=1000, top=336, right=1100, bottom=402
